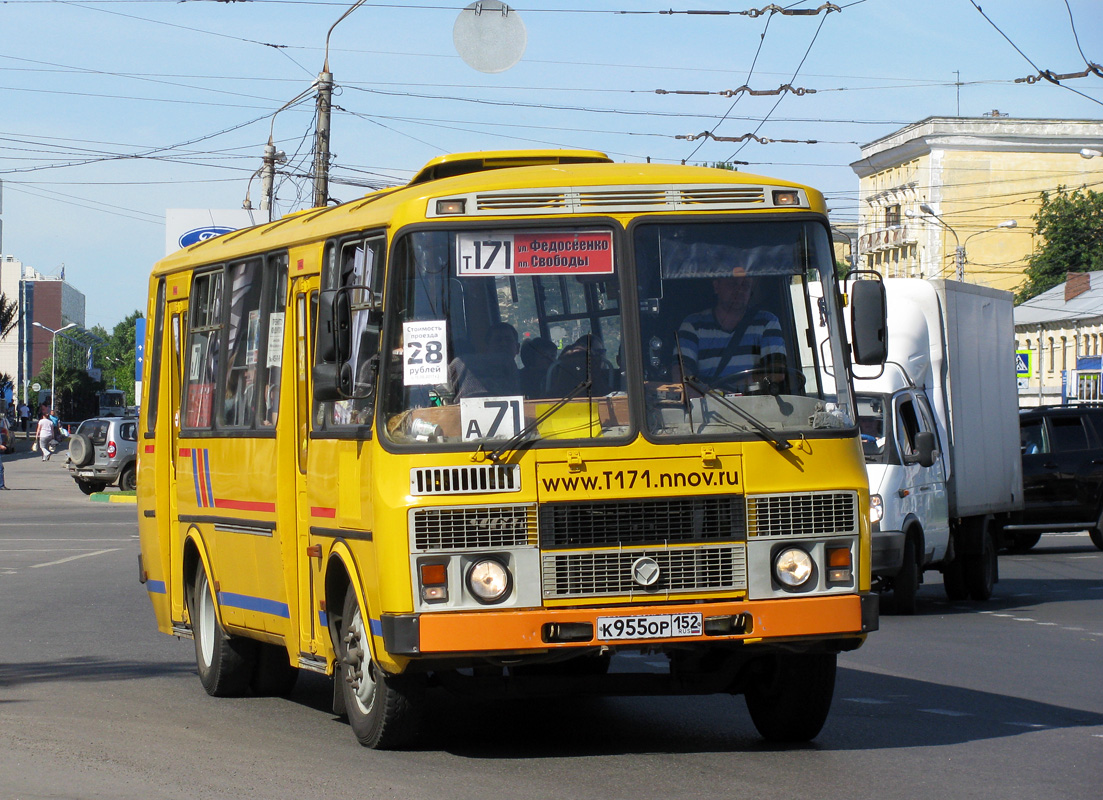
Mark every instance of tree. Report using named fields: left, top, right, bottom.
left=0, top=292, right=16, bottom=339
left=1016, top=187, right=1103, bottom=303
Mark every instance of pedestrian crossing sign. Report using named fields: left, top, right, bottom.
left=1016, top=349, right=1031, bottom=377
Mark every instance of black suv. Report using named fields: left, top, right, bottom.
left=1005, top=405, right=1103, bottom=551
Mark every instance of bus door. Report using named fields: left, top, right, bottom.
left=166, top=290, right=189, bottom=623
left=303, top=235, right=385, bottom=656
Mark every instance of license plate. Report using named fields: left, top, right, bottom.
left=595, top=612, right=703, bottom=641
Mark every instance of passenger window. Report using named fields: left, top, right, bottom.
left=183, top=270, right=224, bottom=429
left=896, top=397, right=921, bottom=457
left=219, top=258, right=264, bottom=428
left=1020, top=419, right=1048, bottom=455
left=121, top=423, right=137, bottom=441
left=1049, top=416, right=1090, bottom=452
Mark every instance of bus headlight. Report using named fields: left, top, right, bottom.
left=774, top=547, right=814, bottom=588
left=466, top=558, right=512, bottom=604
left=869, top=494, right=884, bottom=525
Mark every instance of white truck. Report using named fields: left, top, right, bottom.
left=853, top=279, right=1022, bottom=613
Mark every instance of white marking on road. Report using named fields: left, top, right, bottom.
left=1006, top=722, right=1047, bottom=729
left=920, top=708, right=971, bottom=717
left=29, top=548, right=118, bottom=569
left=844, top=698, right=890, bottom=705
left=1035, top=622, right=1059, bottom=626
left=1013, top=617, right=1036, bottom=622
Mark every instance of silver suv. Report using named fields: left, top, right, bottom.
left=66, top=417, right=138, bottom=494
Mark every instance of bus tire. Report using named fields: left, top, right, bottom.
left=965, top=529, right=997, bottom=601
left=251, top=643, right=299, bottom=697
left=338, top=586, right=422, bottom=749
left=744, top=653, right=836, bottom=743
left=188, top=561, right=256, bottom=697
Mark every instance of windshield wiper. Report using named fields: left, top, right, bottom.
left=482, top=377, right=594, bottom=465
left=683, top=376, right=792, bottom=451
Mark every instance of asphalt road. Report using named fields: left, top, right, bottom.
left=1, top=447, right=1101, bottom=800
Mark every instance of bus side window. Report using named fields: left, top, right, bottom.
left=259, top=253, right=288, bottom=427
left=219, top=258, right=264, bottom=429
left=183, top=270, right=224, bottom=430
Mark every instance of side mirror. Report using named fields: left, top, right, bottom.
left=850, top=279, right=887, bottom=365
left=914, top=430, right=936, bottom=468
left=312, top=363, right=343, bottom=402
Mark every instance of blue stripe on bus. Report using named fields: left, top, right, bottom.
left=191, top=449, right=202, bottom=507
left=369, top=617, right=382, bottom=636
left=145, top=580, right=167, bottom=594
left=217, top=592, right=290, bottom=619
left=202, top=449, right=214, bottom=507
left=319, top=610, right=328, bottom=628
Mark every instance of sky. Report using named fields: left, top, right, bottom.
left=1, top=0, right=1101, bottom=330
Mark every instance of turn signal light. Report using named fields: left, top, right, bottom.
left=827, top=546, right=853, bottom=583
left=420, top=563, right=448, bottom=602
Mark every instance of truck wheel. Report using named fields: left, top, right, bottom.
left=1089, top=529, right=1103, bottom=551
left=336, top=585, right=422, bottom=749
left=744, top=653, right=836, bottom=743
left=891, top=537, right=919, bottom=615
left=964, top=529, right=997, bottom=601
left=188, top=561, right=256, bottom=697
left=942, top=560, right=968, bottom=601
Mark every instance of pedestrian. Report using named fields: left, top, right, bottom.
left=0, top=415, right=10, bottom=489
left=35, top=409, right=56, bottom=462
left=18, top=402, right=30, bottom=435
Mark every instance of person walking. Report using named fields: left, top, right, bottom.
left=35, top=409, right=56, bottom=461
left=18, top=402, right=30, bottom=435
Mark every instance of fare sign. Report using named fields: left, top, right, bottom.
left=456, top=231, right=614, bottom=276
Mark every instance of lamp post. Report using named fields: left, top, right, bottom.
left=907, top=204, right=964, bottom=280
left=32, top=321, right=77, bottom=414
left=963, top=220, right=1018, bottom=270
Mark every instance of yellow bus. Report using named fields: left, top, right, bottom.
left=137, top=150, right=887, bottom=749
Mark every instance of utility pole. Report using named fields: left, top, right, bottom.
left=260, top=139, right=276, bottom=220
left=312, top=70, right=333, bottom=209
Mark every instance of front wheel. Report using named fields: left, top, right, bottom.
left=188, top=561, right=256, bottom=697
left=1089, top=529, right=1103, bottom=551
left=890, top=536, right=919, bottom=615
left=337, top=586, right=422, bottom=749
left=744, top=653, right=836, bottom=743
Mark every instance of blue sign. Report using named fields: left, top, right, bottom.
left=178, top=226, right=235, bottom=248
left=134, top=317, right=146, bottom=382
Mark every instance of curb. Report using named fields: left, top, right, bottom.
left=90, top=492, right=137, bottom=504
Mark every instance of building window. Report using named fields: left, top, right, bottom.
left=1048, top=337, right=1055, bottom=373
left=885, top=204, right=901, bottom=227
left=1061, top=336, right=1068, bottom=371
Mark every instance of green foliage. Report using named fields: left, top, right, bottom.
left=1016, top=187, right=1103, bottom=303
left=708, top=162, right=740, bottom=171
left=0, top=292, right=16, bottom=339
left=95, top=310, right=143, bottom=404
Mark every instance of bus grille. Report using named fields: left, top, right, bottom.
left=411, top=504, right=537, bottom=551
left=541, top=545, right=747, bottom=598
left=538, top=496, right=745, bottom=549
left=410, top=465, right=520, bottom=495
left=746, top=491, right=858, bottom=538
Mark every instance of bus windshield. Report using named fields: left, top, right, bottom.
left=379, top=219, right=853, bottom=448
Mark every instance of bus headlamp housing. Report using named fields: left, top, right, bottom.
left=774, top=547, right=814, bottom=588
left=465, top=558, right=512, bottom=604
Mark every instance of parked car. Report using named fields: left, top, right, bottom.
left=66, top=416, right=138, bottom=494
left=1003, top=405, right=1103, bottom=552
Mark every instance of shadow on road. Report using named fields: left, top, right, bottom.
left=0, top=657, right=195, bottom=691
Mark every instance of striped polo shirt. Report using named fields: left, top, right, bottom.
left=675, top=308, right=786, bottom=382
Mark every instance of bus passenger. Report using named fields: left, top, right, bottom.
left=545, top=334, right=612, bottom=396
left=519, top=337, right=557, bottom=398
left=447, top=322, right=521, bottom=399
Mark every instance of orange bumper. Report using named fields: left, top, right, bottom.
left=395, top=594, right=873, bottom=656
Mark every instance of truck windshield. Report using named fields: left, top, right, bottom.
left=633, top=219, right=853, bottom=439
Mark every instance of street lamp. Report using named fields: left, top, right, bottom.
left=907, top=204, right=964, bottom=281
left=32, top=321, right=78, bottom=414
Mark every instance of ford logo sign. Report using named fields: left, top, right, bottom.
left=179, top=226, right=236, bottom=248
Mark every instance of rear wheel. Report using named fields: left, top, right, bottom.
left=75, top=479, right=107, bottom=495
left=942, top=559, right=968, bottom=601
left=188, top=561, right=256, bottom=697
left=965, top=528, right=997, bottom=601
left=1090, top=529, right=1103, bottom=551
left=118, top=464, right=137, bottom=492
left=337, top=586, right=422, bottom=749
left=744, top=653, right=836, bottom=743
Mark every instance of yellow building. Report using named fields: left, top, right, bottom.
left=850, top=116, right=1103, bottom=292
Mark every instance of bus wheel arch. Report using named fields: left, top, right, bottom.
left=182, top=531, right=256, bottom=697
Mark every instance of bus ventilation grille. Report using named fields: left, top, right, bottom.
left=412, top=504, right=537, bottom=551
left=470, top=185, right=770, bottom=215
left=410, top=464, right=521, bottom=495
left=538, top=496, right=745, bottom=550
left=745, top=491, right=858, bottom=538
left=541, top=544, right=747, bottom=598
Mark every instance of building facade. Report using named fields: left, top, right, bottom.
left=850, top=117, right=1103, bottom=293
left=0, top=254, right=88, bottom=406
